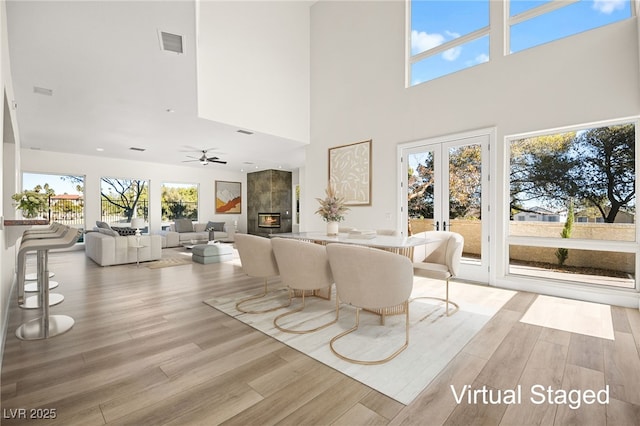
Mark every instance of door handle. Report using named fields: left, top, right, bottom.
left=443, top=221, right=447, bottom=231
left=434, top=221, right=439, bottom=231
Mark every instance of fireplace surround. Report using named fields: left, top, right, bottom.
left=258, top=213, right=281, bottom=229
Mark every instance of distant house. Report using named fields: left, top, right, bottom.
left=513, top=206, right=567, bottom=222
left=575, top=209, right=635, bottom=224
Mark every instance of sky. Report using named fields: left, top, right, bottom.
left=410, top=0, right=631, bottom=84
left=22, top=172, right=82, bottom=195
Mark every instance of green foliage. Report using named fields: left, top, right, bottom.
left=510, top=124, right=635, bottom=223
left=161, top=183, right=198, bottom=220
left=555, top=202, right=574, bottom=266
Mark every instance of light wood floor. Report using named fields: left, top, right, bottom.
left=1, top=248, right=640, bottom=425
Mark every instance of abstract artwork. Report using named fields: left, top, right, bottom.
left=215, top=181, right=241, bottom=213
left=329, top=139, right=372, bottom=206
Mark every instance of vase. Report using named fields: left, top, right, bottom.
left=326, top=221, right=339, bottom=236
left=21, top=209, right=38, bottom=219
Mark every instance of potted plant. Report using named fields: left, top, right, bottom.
left=315, top=185, right=349, bottom=236
left=11, top=190, right=47, bottom=219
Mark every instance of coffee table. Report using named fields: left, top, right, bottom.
left=181, top=240, right=208, bottom=250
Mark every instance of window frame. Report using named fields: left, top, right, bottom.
left=505, top=0, right=634, bottom=55
left=406, top=0, right=491, bottom=87
left=504, top=116, right=640, bottom=291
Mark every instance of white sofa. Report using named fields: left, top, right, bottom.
left=158, top=219, right=234, bottom=248
left=85, top=231, right=162, bottom=266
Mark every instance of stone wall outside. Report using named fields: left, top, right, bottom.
left=409, top=219, right=635, bottom=273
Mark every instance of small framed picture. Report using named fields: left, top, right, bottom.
left=215, top=181, right=241, bottom=213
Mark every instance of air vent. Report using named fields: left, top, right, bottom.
left=33, top=86, right=53, bottom=96
left=129, top=147, right=146, bottom=152
left=159, top=31, right=183, bottom=54
left=237, top=129, right=254, bottom=135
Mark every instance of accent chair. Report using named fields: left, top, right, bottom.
left=234, top=234, right=289, bottom=314
left=326, top=243, right=414, bottom=365
left=411, top=231, right=464, bottom=316
left=271, top=237, right=338, bottom=334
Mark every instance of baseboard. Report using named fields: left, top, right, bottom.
left=0, top=275, right=16, bottom=372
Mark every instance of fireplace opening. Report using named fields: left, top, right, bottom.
left=258, top=212, right=281, bottom=228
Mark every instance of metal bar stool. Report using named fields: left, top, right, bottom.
left=16, top=225, right=71, bottom=305
left=16, top=228, right=81, bottom=340
left=21, top=225, right=70, bottom=290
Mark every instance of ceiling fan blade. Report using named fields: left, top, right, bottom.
left=181, top=145, right=216, bottom=153
left=182, top=159, right=199, bottom=162
left=210, top=159, right=227, bottom=164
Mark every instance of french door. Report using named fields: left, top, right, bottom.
left=400, top=131, right=491, bottom=283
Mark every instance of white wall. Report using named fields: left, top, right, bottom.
left=306, top=0, right=640, bottom=233
left=196, top=0, right=311, bottom=144
left=1, top=0, right=21, bottom=368
left=20, top=150, right=248, bottom=234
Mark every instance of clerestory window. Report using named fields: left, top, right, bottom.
left=507, top=0, right=633, bottom=54
left=408, top=0, right=490, bottom=86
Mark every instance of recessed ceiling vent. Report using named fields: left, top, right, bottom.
left=159, top=31, right=183, bottom=54
left=33, top=86, right=53, bottom=96
left=129, top=147, right=146, bottom=152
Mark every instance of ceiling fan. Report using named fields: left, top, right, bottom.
left=182, top=149, right=227, bottom=165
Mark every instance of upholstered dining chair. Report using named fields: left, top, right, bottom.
left=326, top=243, right=414, bottom=365
left=234, top=234, right=289, bottom=314
left=411, top=231, right=464, bottom=316
left=271, top=238, right=338, bottom=334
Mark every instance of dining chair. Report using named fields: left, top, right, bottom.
left=411, top=231, right=464, bottom=316
left=234, top=234, right=290, bottom=314
left=271, top=238, right=338, bottom=333
left=326, top=243, right=414, bottom=365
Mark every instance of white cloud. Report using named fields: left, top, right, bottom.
left=442, top=46, right=462, bottom=61
left=593, top=0, right=625, bottom=14
left=411, top=30, right=445, bottom=55
left=475, top=53, right=489, bottom=64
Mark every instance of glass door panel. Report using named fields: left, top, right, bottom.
left=405, top=134, right=489, bottom=282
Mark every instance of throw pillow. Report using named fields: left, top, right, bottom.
left=96, top=220, right=111, bottom=230
left=97, top=227, right=119, bottom=237
left=205, top=221, right=225, bottom=232
left=111, top=226, right=137, bottom=236
left=174, top=218, right=194, bottom=233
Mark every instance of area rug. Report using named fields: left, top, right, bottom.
left=204, top=278, right=516, bottom=405
left=520, top=294, right=614, bottom=340
left=146, top=257, right=192, bottom=269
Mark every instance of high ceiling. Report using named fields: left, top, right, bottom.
left=5, top=0, right=307, bottom=172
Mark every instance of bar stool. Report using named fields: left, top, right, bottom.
left=22, top=225, right=69, bottom=289
left=16, top=225, right=70, bottom=308
left=16, top=228, right=81, bottom=340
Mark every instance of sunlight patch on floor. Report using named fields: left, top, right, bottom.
left=520, top=295, right=614, bottom=340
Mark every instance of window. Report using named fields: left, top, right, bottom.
left=101, top=177, right=149, bottom=226
left=21, top=172, right=85, bottom=229
left=507, top=0, right=632, bottom=54
left=161, top=182, right=198, bottom=223
left=408, top=0, right=490, bottom=86
left=507, top=120, right=637, bottom=288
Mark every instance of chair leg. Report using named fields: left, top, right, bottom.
left=329, top=301, right=409, bottom=365
left=411, top=277, right=459, bottom=318
left=273, top=287, right=339, bottom=334
left=235, top=278, right=292, bottom=314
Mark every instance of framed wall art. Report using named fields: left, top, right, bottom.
left=328, top=139, right=372, bottom=206
left=215, top=181, right=242, bottom=213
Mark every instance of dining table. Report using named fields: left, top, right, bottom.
left=271, top=231, right=432, bottom=259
